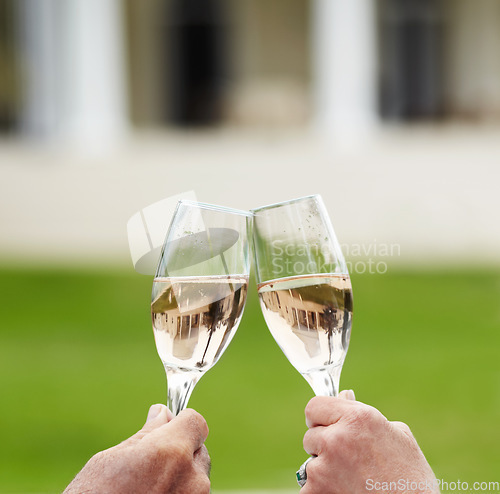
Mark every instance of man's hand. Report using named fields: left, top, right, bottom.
left=301, top=391, right=439, bottom=494
left=64, top=404, right=210, bottom=494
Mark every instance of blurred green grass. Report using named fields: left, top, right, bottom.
left=0, top=265, right=499, bottom=493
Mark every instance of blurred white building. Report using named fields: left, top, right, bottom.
left=0, top=0, right=499, bottom=266
left=1, top=0, right=500, bottom=138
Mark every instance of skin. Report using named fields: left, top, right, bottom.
left=64, top=404, right=210, bottom=494
left=301, top=390, right=440, bottom=494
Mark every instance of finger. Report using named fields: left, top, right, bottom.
left=303, top=426, right=326, bottom=456
left=299, top=457, right=327, bottom=494
left=305, top=396, right=355, bottom=428
left=338, top=389, right=356, bottom=401
left=391, top=420, right=414, bottom=439
left=163, top=408, right=209, bottom=453
left=194, top=445, right=211, bottom=477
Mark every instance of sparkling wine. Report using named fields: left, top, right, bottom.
left=152, top=276, right=248, bottom=371
left=258, top=274, right=353, bottom=375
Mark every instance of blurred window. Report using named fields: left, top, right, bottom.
left=379, top=0, right=444, bottom=120
left=0, top=0, right=19, bottom=133
left=167, top=0, right=227, bottom=125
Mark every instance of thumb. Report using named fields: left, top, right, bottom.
left=146, top=403, right=174, bottom=424
left=142, top=404, right=174, bottom=432
left=338, top=389, right=356, bottom=401
left=118, top=404, right=173, bottom=448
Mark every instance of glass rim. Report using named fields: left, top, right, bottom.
left=251, top=194, right=321, bottom=213
left=178, top=200, right=253, bottom=217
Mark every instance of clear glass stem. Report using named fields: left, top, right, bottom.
left=302, top=365, right=342, bottom=397
left=164, top=366, right=202, bottom=416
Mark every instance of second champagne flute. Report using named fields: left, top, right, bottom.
left=151, top=201, right=252, bottom=415
left=252, top=195, right=353, bottom=398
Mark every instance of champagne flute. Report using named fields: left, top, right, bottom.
left=252, top=195, right=352, bottom=485
left=151, top=200, right=252, bottom=415
left=252, top=194, right=353, bottom=400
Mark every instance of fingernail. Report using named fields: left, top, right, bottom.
left=346, top=389, right=356, bottom=401
left=146, top=404, right=163, bottom=422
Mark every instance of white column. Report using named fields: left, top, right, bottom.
left=61, top=0, right=128, bottom=148
left=16, top=0, right=60, bottom=137
left=311, top=0, right=378, bottom=141
left=17, top=0, right=128, bottom=151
